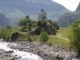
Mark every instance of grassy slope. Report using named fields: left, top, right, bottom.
left=17, top=34, right=70, bottom=48
left=49, top=35, right=70, bottom=47
left=17, top=27, right=71, bottom=48
left=57, top=26, right=72, bottom=38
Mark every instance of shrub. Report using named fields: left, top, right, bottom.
left=40, top=31, right=49, bottom=43
left=26, top=32, right=32, bottom=42
left=69, top=20, right=80, bottom=55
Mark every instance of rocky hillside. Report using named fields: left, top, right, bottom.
left=0, top=0, right=69, bottom=26
left=0, top=13, right=10, bottom=27
left=76, top=2, right=80, bottom=12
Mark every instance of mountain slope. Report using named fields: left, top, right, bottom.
left=58, top=3, right=80, bottom=27
left=76, top=3, right=80, bottom=12
left=0, top=0, right=69, bottom=26
left=0, top=13, right=10, bottom=27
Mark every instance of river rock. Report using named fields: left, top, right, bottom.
left=0, top=49, right=18, bottom=60
left=8, top=41, right=80, bottom=60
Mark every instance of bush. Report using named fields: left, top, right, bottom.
left=37, top=20, right=47, bottom=27
left=69, top=20, right=80, bottom=55
left=26, top=32, right=33, bottom=42
left=40, top=31, right=49, bottom=43
left=0, top=26, right=18, bottom=41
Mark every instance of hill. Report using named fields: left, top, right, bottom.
left=58, top=11, right=80, bottom=27
left=0, top=0, right=69, bottom=26
left=0, top=13, right=10, bottom=27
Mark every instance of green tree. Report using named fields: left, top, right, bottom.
left=37, top=20, right=47, bottom=27
left=69, top=20, right=80, bottom=55
left=40, top=31, right=49, bottom=43
left=18, top=15, right=32, bottom=31
left=18, top=18, right=27, bottom=27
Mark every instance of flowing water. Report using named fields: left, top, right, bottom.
left=0, top=42, right=43, bottom=60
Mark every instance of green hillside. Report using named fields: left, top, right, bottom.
left=0, top=0, right=69, bottom=26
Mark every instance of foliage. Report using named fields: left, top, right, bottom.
left=40, top=31, right=49, bottom=43
left=18, top=18, right=28, bottom=27
left=0, top=27, right=11, bottom=41
left=18, top=15, right=32, bottom=31
left=37, top=20, right=47, bottom=27
left=26, top=32, right=33, bottom=42
left=49, top=20, right=60, bottom=30
left=18, top=15, right=59, bottom=35
left=69, top=20, right=80, bottom=54
left=0, top=26, right=19, bottom=41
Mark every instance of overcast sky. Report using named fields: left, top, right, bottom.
left=52, top=0, right=80, bottom=11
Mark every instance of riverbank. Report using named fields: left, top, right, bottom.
left=9, top=41, right=79, bottom=60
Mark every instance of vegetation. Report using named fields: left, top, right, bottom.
left=69, top=20, right=80, bottom=55
left=40, top=31, right=49, bottom=43
left=26, top=32, right=33, bottom=42
left=0, top=26, right=19, bottom=41
left=58, top=11, right=80, bottom=27
left=18, top=15, right=32, bottom=31
left=18, top=15, right=70, bottom=46
left=18, top=15, right=59, bottom=35
left=57, top=26, right=72, bottom=38
left=0, top=13, right=71, bottom=48
left=50, top=21, right=60, bottom=30
left=49, top=35, right=70, bottom=47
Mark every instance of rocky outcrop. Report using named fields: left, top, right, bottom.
left=11, top=32, right=19, bottom=42
left=76, top=2, right=80, bottom=12
left=31, top=25, right=56, bottom=35
left=45, top=25, right=56, bottom=35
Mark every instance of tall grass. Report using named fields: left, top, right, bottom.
left=0, top=26, right=19, bottom=41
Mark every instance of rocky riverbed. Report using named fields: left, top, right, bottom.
left=0, top=39, right=19, bottom=60
left=8, top=41, right=80, bottom=60
left=0, top=49, right=18, bottom=60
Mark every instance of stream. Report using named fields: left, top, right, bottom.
left=0, top=42, right=43, bottom=60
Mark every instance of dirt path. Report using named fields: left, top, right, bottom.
left=56, top=34, right=69, bottom=41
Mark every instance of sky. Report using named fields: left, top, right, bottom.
left=52, top=0, right=80, bottom=11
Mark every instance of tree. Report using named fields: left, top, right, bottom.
left=69, top=20, right=80, bottom=55
left=18, top=18, right=27, bottom=27
left=18, top=15, right=32, bottom=31
left=37, top=20, right=47, bottom=27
